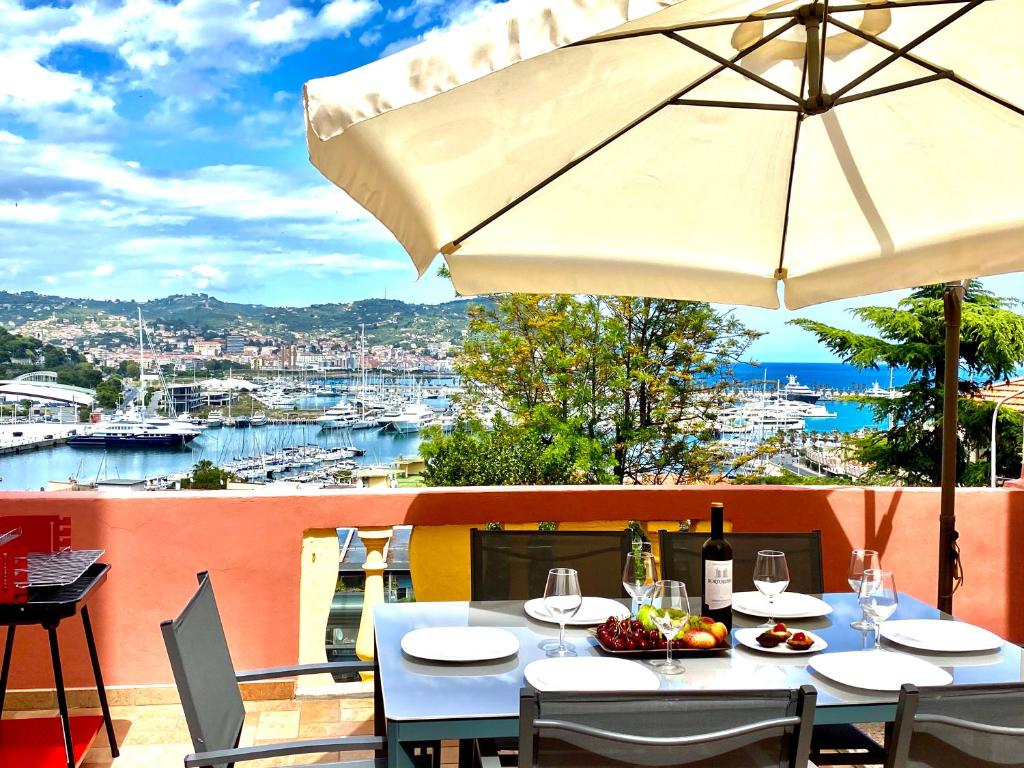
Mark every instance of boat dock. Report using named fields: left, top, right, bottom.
left=0, top=423, right=77, bottom=455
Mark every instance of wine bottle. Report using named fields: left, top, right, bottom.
left=701, top=502, right=733, bottom=628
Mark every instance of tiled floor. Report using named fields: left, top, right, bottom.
left=3, top=697, right=461, bottom=768
left=3, top=699, right=884, bottom=768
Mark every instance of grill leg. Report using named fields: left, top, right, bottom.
left=82, top=607, right=118, bottom=757
left=47, top=625, right=75, bottom=768
left=0, top=625, right=15, bottom=713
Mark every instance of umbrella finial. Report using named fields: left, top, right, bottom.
left=774, top=268, right=788, bottom=280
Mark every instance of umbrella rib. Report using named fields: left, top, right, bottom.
left=828, top=14, right=1024, bottom=119
left=828, top=0, right=993, bottom=10
left=567, top=10, right=798, bottom=47
left=444, top=18, right=800, bottom=253
left=671, top=99, right=801, bottom=111
left=833, top=73, right=950, bottom=105
left=664, top=32, right=803, bottom=105
left=831, top=1, right=985, bottom=100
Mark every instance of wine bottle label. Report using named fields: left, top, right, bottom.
left=704, top=560, right=733, bottom=610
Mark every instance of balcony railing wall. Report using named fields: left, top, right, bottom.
left=0, top=485, right=1021, bottom=695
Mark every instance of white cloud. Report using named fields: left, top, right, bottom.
left=92, top=262, right=115, bottom=276
left=0, top=0, right=381, bottom=130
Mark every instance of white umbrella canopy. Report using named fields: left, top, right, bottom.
left=304, top=0, right=1024, bottom=310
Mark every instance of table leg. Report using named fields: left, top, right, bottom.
left=81, top=606, right=118, bottom=757
left=388, top=724, right=420, bottom=768
left=46, top=626, right=75, bottom=768
left=0, top=625, right=15, bottom=713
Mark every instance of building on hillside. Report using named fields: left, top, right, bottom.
left=194, top=339, right=223, bottom=357
left=224, top=335, right=245, bottom=355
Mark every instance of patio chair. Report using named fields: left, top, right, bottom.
left=470, top=529, right=633, bottom=601
left=658, top=530, right=825, bottom=594
left=885, top=682, right=1024, bottom=768
left=161, top=572, right=439, bottom=768
left=658, top=529, right=886, bottom=766
left=518, top=685, right=817, bottom=767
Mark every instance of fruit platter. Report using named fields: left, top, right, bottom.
left=592, top=606, right=731, bottom=656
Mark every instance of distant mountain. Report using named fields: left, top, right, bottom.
left=0, top=291, right=490, bottom=346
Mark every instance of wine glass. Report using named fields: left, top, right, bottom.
left=622, top=551, right=656, bottom=615
left=858, top=568, right=898, bottom=649
left=847, top=549, right=881, bottom=630
left=543, top=568, right=582, bottom=657
left=752, top=550, right=790, bottom=626
left=648, top=580, right=689, bottom=675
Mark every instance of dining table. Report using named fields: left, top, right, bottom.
left=372, top=593, right=1024, bottom=768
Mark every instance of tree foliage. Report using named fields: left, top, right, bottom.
left=791, top=283, right=1024, bottom=485
left=429, top=294, right=764, bottom=485
left=420, top=417, right=597, bottom=486
left=179, top=459, right=236, bottom=490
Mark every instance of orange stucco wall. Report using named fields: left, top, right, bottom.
left=0, top=485, right=1021, bottom=691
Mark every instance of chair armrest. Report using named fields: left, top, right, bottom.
left=184, top=735, right=384, bottom=766
left=236, top=660, right=373, bottom=682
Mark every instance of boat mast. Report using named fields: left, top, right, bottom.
left=137, top=307, right=146, bottom=421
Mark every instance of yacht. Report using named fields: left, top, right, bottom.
left=250, top=410, right=268, bottom=427
left=317, top=403, right=359, bottom=430
left=234, top=414, right=251, bottom=428
left=68, top=421, right=199, bottom=449
left=865, top=381, right=897, bottom=399
left=390, top=403, right=438, bottom=433
left=206, top=410, right=224, bottom=428
left=780, top=375, right=823, bottom=404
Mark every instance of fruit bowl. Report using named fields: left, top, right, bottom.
left=590, top=614, right=731, bottom=657
left=591, top=633, right=730, bottom=657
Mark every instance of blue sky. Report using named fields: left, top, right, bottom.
left=1, top=0, right=1022, bottom=362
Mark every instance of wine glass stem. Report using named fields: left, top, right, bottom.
left=768, top=595, right=774, bottom=625
left=666, top=640, right=672, bottom=667
left=559, top=623, right=566, bottom=652
left=874, top=621, right=881, bottom=649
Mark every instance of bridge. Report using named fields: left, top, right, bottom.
left=0, top=371, right=96, bottom=407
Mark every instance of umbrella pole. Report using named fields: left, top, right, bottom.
left=938, top=281, right=965, bottom=613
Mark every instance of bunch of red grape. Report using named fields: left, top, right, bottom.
left=595, top=616, right=670, bottom=651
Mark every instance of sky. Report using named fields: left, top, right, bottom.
left=2, top=0, right=1023, bottom=363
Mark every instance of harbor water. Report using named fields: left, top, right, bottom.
left=0, top=364, right=910, bottom=491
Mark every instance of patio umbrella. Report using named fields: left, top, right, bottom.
left=303, top=0, right=1024, bottom=610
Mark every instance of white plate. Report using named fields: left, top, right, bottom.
left=524, top=596, right=630, bottom=626
left=879, top=620, right=1004, bottom=653
left=524, top=657, right=660, bottom=692
left=401, top=627, right=519, bottom=662
left=732, top=591, right=833, bottom=619
left=734, top=627, right=827, bottom=655
left=809, top=650, right=952, bottom=691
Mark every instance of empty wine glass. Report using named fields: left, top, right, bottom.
left=858, top=568, right=898, bottom=649
left=543, top=568, right=582, bottom=657
left=753, top=550, right=790, bottom=627
left=648, top=580, right=689, bottom=675
left=848, top=549, right=881, bottom=630
left=622, top=550, right=656, bottom=615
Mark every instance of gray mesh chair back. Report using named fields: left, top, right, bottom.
left=659, top=531, right=824, bottom=594
left=161, top=572, right=245, bottom=768
left=519, top=685, right=816, bottom=768
left=886, top=682, right=1024, bottom=768
left=470, top=529, right=632, bottom=601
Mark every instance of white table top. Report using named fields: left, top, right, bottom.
left=374, top=593, right=1023, bottom=723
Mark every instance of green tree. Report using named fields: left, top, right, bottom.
left=180, top=459, right=236, bottom=490
left=56, top=362, right=103, bottom=389
left=791, top=283, right=1024, bottom=485
left=447, top=294, right=764, bottom=485
left=95, top=376, right=123, bottom=409
left=117, top=360, right=140, bottom=379
left=421, top=416, right=596, bottom=486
